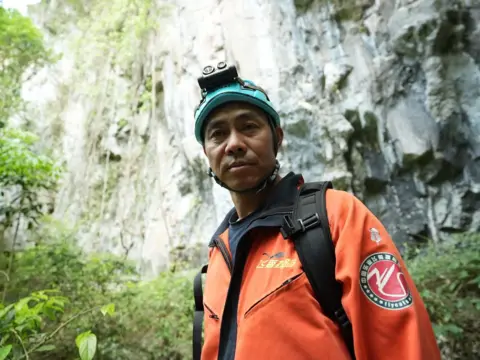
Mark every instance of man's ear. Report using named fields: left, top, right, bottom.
left=275, top=127, right=284, bottom=149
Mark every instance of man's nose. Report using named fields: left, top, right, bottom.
left=225, top=130, right=246, bottom=155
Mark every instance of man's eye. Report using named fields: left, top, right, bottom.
left=210, top=130, right=224, bottom=138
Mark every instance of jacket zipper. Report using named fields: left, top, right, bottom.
left=214, top=209, right=294, bottom=360
left=213, top=237, right=233, bottom=274
left=211, top=210, right=291, bottom=275
left=244, top=272, right=305, bottom=319
left=204, top=302, right=219, bottom=320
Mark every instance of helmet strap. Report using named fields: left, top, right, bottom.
left=208, top=160, right=280, bottom=194
left=268, top=119, right=279, bottom=155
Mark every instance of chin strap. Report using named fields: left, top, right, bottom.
left=208, top=160, right=280, bottom=194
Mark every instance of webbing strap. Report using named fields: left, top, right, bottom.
left=281, top=181, right=356, bottom=359
left=193, top=264, right=208, bottom=360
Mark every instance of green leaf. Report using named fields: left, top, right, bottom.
left=34, top=344, right=56, bottom=352
left=0, top=345, right=12, bottom=360
left=76, top=331, right=97, bottom=360
left=100, top=303, right=115, bottom=317
left=75, top=330, right=90, bottom=348
left=0, top=334, right=11, bottom=346
left=0, top=304, right=14, bottom=319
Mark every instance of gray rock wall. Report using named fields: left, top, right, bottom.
left=22, top=0, right=480, bottom=276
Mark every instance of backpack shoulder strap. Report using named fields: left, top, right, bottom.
left=193, top=263, right=208, bottom=360
left=280, top=181, right=355, bottom=359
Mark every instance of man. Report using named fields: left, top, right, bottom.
left=192, top=63, right=441, bottom=360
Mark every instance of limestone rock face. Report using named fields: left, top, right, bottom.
left=22, top=0, right=480, bottom=276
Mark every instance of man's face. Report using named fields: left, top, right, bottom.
left=203, top=102, right=283, bottom=192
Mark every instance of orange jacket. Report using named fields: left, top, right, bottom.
left=201, top=173, right=441, bottom=360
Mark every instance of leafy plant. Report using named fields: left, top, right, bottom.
left=95, top=268, right=195, bottom=360
left=0, top=289, right=115, bottom=360
left=407, top=233, right=480, bottom=359
left=0, top=128, right=61, bottom=193
left=0, top=7, right=54, bottom=124
left=0, top=5, right=121, bottom=360
left=0, top=127, right=62, bottom=303
left=0, top=291, right=67, bottom=359
left=2, top=229, right=194, bottom=360
left=1, top=220, right=136, bottom=359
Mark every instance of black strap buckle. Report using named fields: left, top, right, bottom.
left=334, top=307, right=351, bottom=329
left=280, top=212, right=321, bottom=239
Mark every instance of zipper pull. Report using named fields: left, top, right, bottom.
left=204, top=303, right=220, bottom=320
left=281, top=273, right=302, bottom=287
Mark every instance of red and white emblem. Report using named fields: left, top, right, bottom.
left=360, top=252, right=413, bottom=310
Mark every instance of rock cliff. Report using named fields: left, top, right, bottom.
left=21, top=0, right=480, bottom=276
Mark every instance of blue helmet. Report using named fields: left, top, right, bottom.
left=193, top=78, right=281, bottom=144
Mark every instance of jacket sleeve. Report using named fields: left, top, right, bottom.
left=326, top=189, right=441, bottom=360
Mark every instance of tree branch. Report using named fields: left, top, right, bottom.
left=12, top=328, right=29, bottom=360
left=0, top=270, right=9, bottom=282
left=2, top=209, right=22, bottom=303
left=20, top=305, right=101, bottom=359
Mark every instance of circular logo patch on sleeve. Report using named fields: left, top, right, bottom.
left=360, top=252, right=413, bottom=310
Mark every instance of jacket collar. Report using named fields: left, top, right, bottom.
left=209, top=171, right=304, bottom=244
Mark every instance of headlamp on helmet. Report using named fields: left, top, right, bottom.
left=193, top=62, right=280, bottom=144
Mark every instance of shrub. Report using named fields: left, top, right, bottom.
left=95, top=269, right=194, bottom=360
left=2, top=220, right=194, bottom=360
left=1, top=220, right=134, bottom=360
left=407, top=232, right=480, bottom=359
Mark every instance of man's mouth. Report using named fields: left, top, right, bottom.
left=228, top=161, right=253, bottom=170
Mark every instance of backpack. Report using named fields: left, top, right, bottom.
left=192, top=181, right=356, bottom=360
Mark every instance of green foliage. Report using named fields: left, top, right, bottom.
left=0, top=0, right=60, bottom=303
left=0, top=290, right=67, bottom=359
left=1, top=224, right=125, bottom=359
left=0, top=287, right=115, bottom=360
left=76, top=331, right=97, bottom=360
left=0, top=7, right=54, bottom=124
left=2, top=227, right=193, bottom=360
left=0, top=346, right=12, bottom=360
left=0, top=127, right=62, bottom=321
left=4, top=225, right=136, bottom=309
left=407, top=233, right=480, bottom=359
left=0, top=5, right=117, bottom=360
left=0, top=127, right=62, bottom=240
left=95, top=269, right=194, bottom=360
left=0, top=128, right=61, bottom=190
